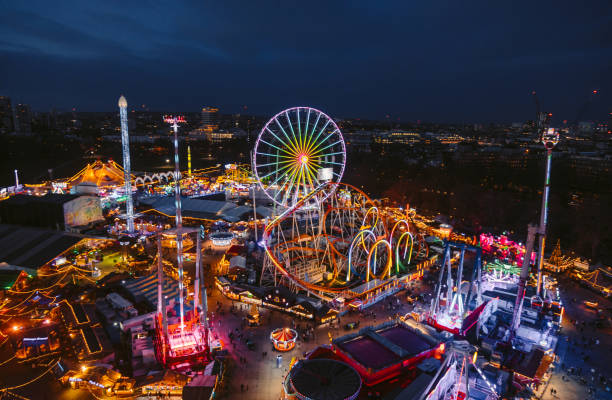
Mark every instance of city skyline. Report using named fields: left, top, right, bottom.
left=1, top=1, right=611, bottom=123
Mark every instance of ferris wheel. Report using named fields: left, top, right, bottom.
left=253, top=107, right=346, bottom=208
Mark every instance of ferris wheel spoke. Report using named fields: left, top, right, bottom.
left=304, top=108, right=311, bottom=147
left=255, top=151, right=294, bottom=159
left=296, top=108, right=303, bottom=151
left=258, top=162, right=298, bottom=180
left=303, top=111, right=322, bottom=152
left=265, top=127, right=297, bottom=156
left=309, top=130, right=339, bottom=154
left=268, top=167, right=294, bottom=189
left=258, top=138, right=294, bottom=156
left=284, top=111, right=300, bottom=152
left=272, top=164, right=300, bottom=199
left=317, top=151, right=345, bottom=158
left=305, top=119, right=331, bottom=154
left=275, top=118, right=299, bottom=154
left=281, top=172, right=299, bottom=206
left=301, top=165, right=312, bottom=195
left=256, top=159, right=294, bottom=168
left=321, top=161, right=345, bottom=167
left=272, top=167, right=297, bottom=197
left=310, top=139, right=343, bottom=157
left=304, top=163, right=319, bottom=188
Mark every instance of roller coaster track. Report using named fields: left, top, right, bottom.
left=262, top=182, right=432, bottom=300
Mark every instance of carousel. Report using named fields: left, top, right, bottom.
left=270, top=328, right=298, bottom=352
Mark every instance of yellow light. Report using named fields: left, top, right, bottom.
left=81, top=365, right=87, bottom=372
left=12, top=325, right=19, bottom=331
left=300, top=154, right=309, bottom=165
left=472, top=351, right=478, bottom=364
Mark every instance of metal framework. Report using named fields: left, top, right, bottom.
left=419, top=341, right=499, bottom=400
left=429, top=242, right=483, bottom=334
left=164, top=115, right=187, bottom=331
left=536, top=127, right=559, bottom=296
left=118, top=95, right=134, bottom=233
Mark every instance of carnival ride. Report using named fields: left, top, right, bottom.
left=427, top=242, right=489, bottom=336
left=423, top=341, right=500, bottom=400
left=270, top=328, right=298, bottom=351
left=256, top=107, right=431, bottom=303
left=479, top=233, right=535, bottom=267
left=253, top=106, right=346, bottom=209
left=152, top=118, right=211, bottom=369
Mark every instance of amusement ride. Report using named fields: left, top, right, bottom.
left=254, top=107, right=431, bottom=303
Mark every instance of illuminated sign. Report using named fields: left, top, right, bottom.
left=163, top=115, right=186, bottom=124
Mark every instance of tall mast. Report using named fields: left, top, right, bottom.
left=536, top=127, right=559, bottom=296
left=164, top=115, right=186, bottom=331
left=188, top=145, right=192, bottom=178
left=118, top=95, right=134, bottom=233
left=194, top=228, right=201, bottom=319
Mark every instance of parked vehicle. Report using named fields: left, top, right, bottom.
left=344, top=321, right=360, bottom=330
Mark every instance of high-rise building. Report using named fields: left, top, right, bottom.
left=15, top=103, right=32, bottom=134
left=0, top=96, right=13, bottom=134
left=200, top=107, right=218, bottom=133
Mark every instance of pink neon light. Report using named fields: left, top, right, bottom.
left=164, top=115, right=186, bottom=123
left=479, top=233, right=536, bottom=267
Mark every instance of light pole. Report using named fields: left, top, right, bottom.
left=164, top=115, right=187, bottom=331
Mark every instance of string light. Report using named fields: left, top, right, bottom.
left=0, top=358, right=59, bottom=390
left=0, top=355, right=16, bottom=367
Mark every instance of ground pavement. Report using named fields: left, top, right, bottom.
left=535, top=277, right=612, bottom=400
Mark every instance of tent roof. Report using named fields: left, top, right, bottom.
left=67, top=160, right=128, bottom=187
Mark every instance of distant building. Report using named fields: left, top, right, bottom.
left=578, top=121, right=594, bottom=133
left=200, top=106, right=219, bottom=134
left=343, top=131, right=372, bottom=153
left=15, top=103, right=32, bottom=134
left=0, top=96, right=13, bottom=133
left=205, top=128, right=247, bottom=143
left=374, top=131, right=421, bottom=145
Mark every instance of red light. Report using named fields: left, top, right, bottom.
left=593, top=90, right=598, bottom=94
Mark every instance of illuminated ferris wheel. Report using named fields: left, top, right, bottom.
left=254, top=107, right=346, bottom=208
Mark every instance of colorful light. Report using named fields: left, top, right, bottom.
left=253, top=107, right=346, bottom=208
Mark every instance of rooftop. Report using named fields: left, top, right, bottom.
left=0, top=224, right=83, bottom=271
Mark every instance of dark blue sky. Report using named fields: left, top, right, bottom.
left=1, top=0, right=610, bottom=123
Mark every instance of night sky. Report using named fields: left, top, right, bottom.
left=1, top=0, right=610, bottom=123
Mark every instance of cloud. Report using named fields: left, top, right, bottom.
left=1, top=0, right=611, bottom=122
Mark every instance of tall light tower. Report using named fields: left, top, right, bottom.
left=164, top=115, right=187, bottom=331
left=118, top=95, right=134, bottom=233
left=536, top=127, right=559, bottom=296
left=187, top=145, right=192, bottom=178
